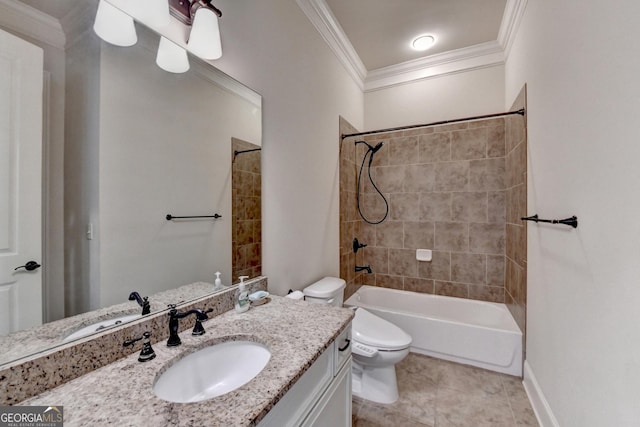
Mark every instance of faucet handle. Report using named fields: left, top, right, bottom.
left=192, top=308, right=213, bottom=336
left=123, top=331, right=156, bottom=362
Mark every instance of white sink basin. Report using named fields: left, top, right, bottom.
left=154, top=340, right=271, bottom=403
left=63, top=314, right=141, bottom=343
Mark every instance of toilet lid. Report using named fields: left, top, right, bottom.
left=353, top=308, right=412, bottom=351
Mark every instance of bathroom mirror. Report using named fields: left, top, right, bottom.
left=0, top=0, right=261, bottom=366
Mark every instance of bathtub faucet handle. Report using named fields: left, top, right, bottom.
left=353, top=238, right=367, bottom=253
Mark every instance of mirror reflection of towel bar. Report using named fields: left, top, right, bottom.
left=166, top=214, right=222, bottom=221
left=521, top=214, right=578, bottom=228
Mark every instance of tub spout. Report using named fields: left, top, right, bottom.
left=355, top=265, right=372, bottom=274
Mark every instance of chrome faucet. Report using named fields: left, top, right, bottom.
left=166, top=305, right=212, bottom=347
left=128, top=291, right=151, bottom=315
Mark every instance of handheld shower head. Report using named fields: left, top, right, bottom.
left=355, top=140, right=383, bottom=154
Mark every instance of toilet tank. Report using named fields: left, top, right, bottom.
left=303, top=277, right=346, bottom=307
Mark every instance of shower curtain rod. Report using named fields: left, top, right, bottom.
left=341, top=108, right=525, bottom=140
left=234, top=148, right=261, bottom=156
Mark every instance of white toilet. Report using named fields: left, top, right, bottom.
left=303, top=277, right=412, bottom=404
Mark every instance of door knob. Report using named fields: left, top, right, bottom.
left=14, top=261, right=41, bottom=271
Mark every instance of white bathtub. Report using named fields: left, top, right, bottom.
left=344, top=285, right=523, bottom=376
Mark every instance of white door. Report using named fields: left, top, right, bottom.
left=0, top=28, right=44, bottom=335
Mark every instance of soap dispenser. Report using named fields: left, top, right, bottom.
left=214, top=271, right=223, bottom=290
left=235, top=276, right=250, bottom=313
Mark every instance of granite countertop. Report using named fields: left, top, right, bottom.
left=20, top=296, right=354, bottom=426
left=0, top=282, right=222, bottom=366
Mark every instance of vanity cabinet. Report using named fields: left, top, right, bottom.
left=258, top=324, right=352, bottom=427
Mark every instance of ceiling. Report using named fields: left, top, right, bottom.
left=324, top=0, right=507, bottom=71
left=18, top=0, right=524, bottom=91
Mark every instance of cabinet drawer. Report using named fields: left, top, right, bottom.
left=333, top=323, right=352, bottom=376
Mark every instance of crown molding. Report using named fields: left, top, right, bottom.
left=364, top=41, right=505, bottom=92
left=0, top=0, right=65, bottom=50
left=299, top=0, right=528, bottom=92
left=497, top=0, right=528, bottom=59
left=296, top=0, right=366, bottom=90
left=60, top=0, right=97, bottom=50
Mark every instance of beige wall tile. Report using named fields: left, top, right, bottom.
left=389, top=248, right=418, bottom=277
left=452, top=192, right=488, bottom=222
left=435, top=222, right=469, bottom=252
left=359, top=223, right=377, bottom=247
left=469, top=223, right=505, bottom=255
left=404, top=164, right=436, bottom=192
left=469, top=158, right=505, bottom=191
left=419, top=132, right=451, bottom=162
left=367, top=246, right=389, bottom=275
left=468, top=117, right=504, bottom=128
left=435, top=161, right=469, bottom=191
left=390, top=193, right=421, bottom=221
left=361, top=193, right=388, bottom=222
left=451, top=253, right=486, bottom=284
left=375, top=165, right=405, bottom=193
left=486, top=255, right=505, bottom=287
left=435, top=281, right=468, bottom=298
left=488, top=191, right=506, bottom=223
left=419, top=192, right=452, bottom=221
left=417, top=250, right=451, bottom=281
left=389, top=136, right=419, bottom=165
left=487, top=125, right=506, bottom=158
left=432, top=122, right=469, bottom=132
left=376, top=274, right=404, bottom=290
left=376, top=221, right=404, bottom=248
left=403, top=127, right=434, bottom=137
left=403, top=221, right=435, bottom=249
left=451, top=128, right=487, bottom=160
left=506, top=116, right=525, bottom=154
left=469, top=284, right=505, bottom=303
left=339, top=108, right=525, bottom=315
left=404, top=277, right=435, bottom=294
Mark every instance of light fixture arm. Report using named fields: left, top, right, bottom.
left=190, top=0, right=222, bottom=18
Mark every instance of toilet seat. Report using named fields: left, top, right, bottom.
left=353, top=308, right=412, bottom=351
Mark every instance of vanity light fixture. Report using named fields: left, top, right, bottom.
left=156, top=36, right=191, bottom=73
left=94, top=0, right=223, bottom=74
left=169, top=0, right=223, bottom=60
left=411, top=34, right=436, bottom=51
left=93, top=0, right=137, bottom=47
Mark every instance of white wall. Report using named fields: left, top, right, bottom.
left=212, top=0, right=364, bottom=295
left=506, top=1, right=640, bottom=425
left=364, top=65, right=505, bottom=130
left=64, top=32, right=101, bottom=315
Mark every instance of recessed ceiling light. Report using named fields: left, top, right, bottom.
left=411, top=35, right=435, bottom=51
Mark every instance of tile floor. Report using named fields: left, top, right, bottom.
left=352, top=353, right=539, bottom=427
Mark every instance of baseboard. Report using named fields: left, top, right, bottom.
left=522, top=360, right=560, bottom=427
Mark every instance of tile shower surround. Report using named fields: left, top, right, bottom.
left=505, top=87, right=528, bottom=339
left=232, top=138, right=262, bottom=283
left=340, top=115, right=526, bottom=305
